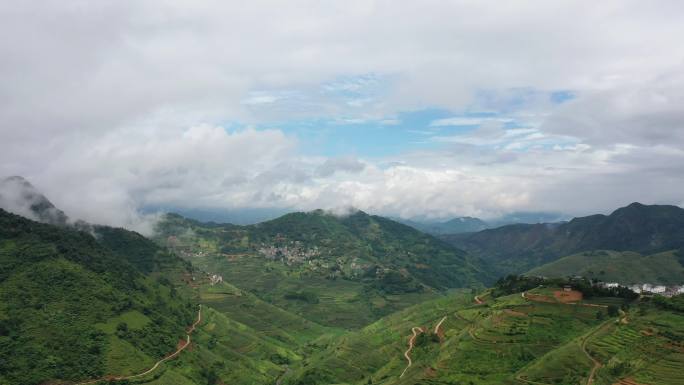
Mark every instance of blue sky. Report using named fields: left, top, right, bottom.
left=238, top=74, right=577, bottom=158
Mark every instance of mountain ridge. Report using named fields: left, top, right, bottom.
left=442, top=202, right=684, bottom=275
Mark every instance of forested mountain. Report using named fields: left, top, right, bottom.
left=0, top=209, right=196, bottom=385
left=442, top=202, right=684, bottom=275
left=0, top=176, right=68, bottom=226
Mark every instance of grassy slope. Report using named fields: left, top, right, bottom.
left=282, top=288, right=684, bottom=385
left=527, top=250, right=684, bottom=285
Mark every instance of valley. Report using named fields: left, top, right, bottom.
left=0, top=185, right=682, bottom=385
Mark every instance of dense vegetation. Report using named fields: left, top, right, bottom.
left=443, top=202, right=684, bottom=275
left=0, top=209, right=195, bottom=385
left=154, top=210, right=492, bottom=328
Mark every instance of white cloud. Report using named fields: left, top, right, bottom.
left=2, top=1, right=684, bottom=227
left=430, top=117, right=513, bottom=127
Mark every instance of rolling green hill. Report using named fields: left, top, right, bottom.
left=280, top=284, right=684, bottom=385
left=0, top=209, right=337, bottom=385
left=154, top=210, right=493, bottom=328
left=527, top=250, right=684, bottom=285
left=443, top=202, right=684, bottom=275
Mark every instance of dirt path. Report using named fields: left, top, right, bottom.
left=74, top=304, right=203, bottom=385
left=434, top=316, right=447, bottom=334
left=580, top=319, right=613, bottom=385
left=474, top=295, right=484, bottom=304
left=400, top=326, right=424, bottom=378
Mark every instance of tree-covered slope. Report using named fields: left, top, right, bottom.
left=443, top=203, right=684, bottom=275
left=0, top=209, right=196, bottom=385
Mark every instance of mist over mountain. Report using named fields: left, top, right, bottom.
left=0, top=176, right=69, bottom=226
left=398, top=211, right=569, bottom=235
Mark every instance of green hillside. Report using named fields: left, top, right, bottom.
left=0, top=209, right=338, bottom=385
left=0, top=209, right=197, bottom=385
left=280, top=285, right=683, bottom=385
left=154, top=210, right=492, bottom=328
left=443, top=203, right=684, bottom=275
left=528, top=250, right=684, bottom=285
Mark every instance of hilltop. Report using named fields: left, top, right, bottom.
left=443, top=202, right=684, bottom=275
left=0, top=176, right=68, bottom=225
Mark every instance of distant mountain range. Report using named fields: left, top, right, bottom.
left=397, top=211, right=569, bottom=235
left=442, top=202, right=684, bottom=278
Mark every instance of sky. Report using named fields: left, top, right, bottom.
left=1, top=1, right=684, bottom=233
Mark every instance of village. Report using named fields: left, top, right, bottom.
left=599, top=282, right=684, bottom=297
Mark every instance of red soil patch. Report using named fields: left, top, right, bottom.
left=424, top=367, right=438, bottom=378
left=525, top=293, right=555, bottom=303
left=436, top=328, right=445, bottom=341
left=553, top=290, right=583, bottom=303
left=176, top=339, right=186, bottom=350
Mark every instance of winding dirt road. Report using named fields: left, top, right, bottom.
left=434, top=316, right=447, bottom=334
left=74, top=304, right=203, bottom=385
left=580, top=320, right=612, bottom=385
left=399, top=326, right=424, bottom=378
left=399, top=316, right=448, bottom=379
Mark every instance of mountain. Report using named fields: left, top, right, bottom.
left=442, top=202, right=684, bottom=275
left=154, top=210, right=493, bottom=328
left=397, top=216, right=489, bottom=234
left=0, top=176, right=68, bottom=225
left=399, top=211, right=568, bottom=235
left=489, top=211, right=568, bottom=227
left=527, top=250, right=684, bottom=285
left=0, top=208, right=196, bottom=385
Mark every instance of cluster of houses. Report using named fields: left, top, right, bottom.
left=258, top=241, right=321, bottom=265
left=599, top=282, right=684, bottom=297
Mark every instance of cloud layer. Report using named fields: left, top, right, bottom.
left=2, top=1, right=684, bottom=228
